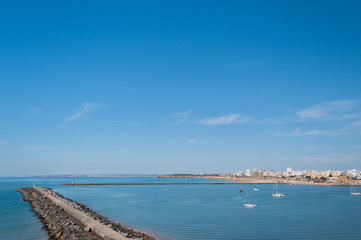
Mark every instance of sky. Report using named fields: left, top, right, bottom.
left=1, top=0, right=361, bottom=176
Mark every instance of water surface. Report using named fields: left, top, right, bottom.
left=1, top=177, right=361, bottom=240
left=54, top=180, right=361, bottom=240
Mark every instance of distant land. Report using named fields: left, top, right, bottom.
left=158, top=174, right=361, bottom=186
left=33, top=174, right=158, bottom=178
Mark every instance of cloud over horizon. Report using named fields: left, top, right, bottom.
left=352, top=120, right=361, bottom=126
left=198, top=114, right=250, bottom=125
left=297, top=100, right=359, bottom=120
left=272, top=127, right=344, bottom=137
left=187, top=138, right=198, bottom=144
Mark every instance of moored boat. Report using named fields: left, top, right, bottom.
left=272, top=184, right=285, bottom=197
left=350, top=187, right=361, bottom=196
left=244, top=190, right=257, bottom=208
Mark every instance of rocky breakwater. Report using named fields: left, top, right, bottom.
left=17, top=187, right=156, bottom=240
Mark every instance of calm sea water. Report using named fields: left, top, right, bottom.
left=1, top=177, right=361, bottom=239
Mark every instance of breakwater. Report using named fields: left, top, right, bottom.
left=62, top=182, right=240, bottom=186
left=61, top=182, right=350, bottom=186
left=17, top=187, right=155, bottom=240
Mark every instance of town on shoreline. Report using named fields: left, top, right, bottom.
left=158, top=167, right=361, bottom=186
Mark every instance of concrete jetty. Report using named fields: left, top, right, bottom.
left=17, top=187, right=156, bottom=240
left=36, top=187, right=127, bottom=240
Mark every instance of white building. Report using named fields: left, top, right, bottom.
left=245, top=169, right=252, bottom=177
left=234, top=171, right=243, bottom=176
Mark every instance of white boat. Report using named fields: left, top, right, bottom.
left=244, top=203, right=257, bottom=208
left=244, top=191, right=257, bottom=208
left=272, top=192, right=285, bottom=197
left=272, top=184, right=285, bottom=197
left=350, top=187, right=361, bottom=196
left=253, top=188, right=259, bottom=191
left=350, top=192, right=361, bottom=196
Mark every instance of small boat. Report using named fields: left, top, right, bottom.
left=350, top=187, right=361, bottom=196
left=272, top=192, right=285, bottom=197
left=272, top=184, right=285, bottom=197
left=244, top=203, right=257, bottom=208
left=253, top=188, right=259, bottom=191
left=244, top=191, right=257, bottom=208
left=240, top=184, right=244, bottom=192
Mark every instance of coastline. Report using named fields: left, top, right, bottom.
left=61, top=181, right=361, bottom=186
left=17, top=187, right=156, bottom=240
left=156, top=175, right=361, bottom=186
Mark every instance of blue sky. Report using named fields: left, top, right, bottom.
left=1, top=1, right=361, bottom=176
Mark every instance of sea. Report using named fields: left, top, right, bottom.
left=1, top=177, right=361, bottom=240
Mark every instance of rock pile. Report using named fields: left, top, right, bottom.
left=17, top=187, right=156, bottom=240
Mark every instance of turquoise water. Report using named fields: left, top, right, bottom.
left=1, top=177, right=361, bottom=239
left=0, top=178, right=47, bottom=240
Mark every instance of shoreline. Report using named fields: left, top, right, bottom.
left=17, top=187, right=156, bottom=240
left=156, top=175, right=361, bottom=186
left=62, top=181, right=361, bottom=186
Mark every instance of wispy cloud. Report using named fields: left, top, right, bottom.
left=0, top=140, right=9, bottom=144
left=198, top=114, right=250, bottom=125
left=60, top=103, right=98, bottom=127
left=257, top=117, right=288, bottom=125
left=24, top=146, right=53, bottom=151
left=178, top=110, right=193, bottom=117
left=172, top=110, right=193, bottom=125
left=32, top=106, right=41, bottom=111
left=187, top=138, right=198, bottom=144
left=352, top=120, right=361, bottom=126
left=297, top=100, right=358, bottom=120
left=271, top=127, right=344, bottom=137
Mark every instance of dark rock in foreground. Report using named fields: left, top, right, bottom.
left=17, top=187, right=156, bottom=240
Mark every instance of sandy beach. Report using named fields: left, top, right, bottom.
left=157, top=175, right=361, bottom=186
